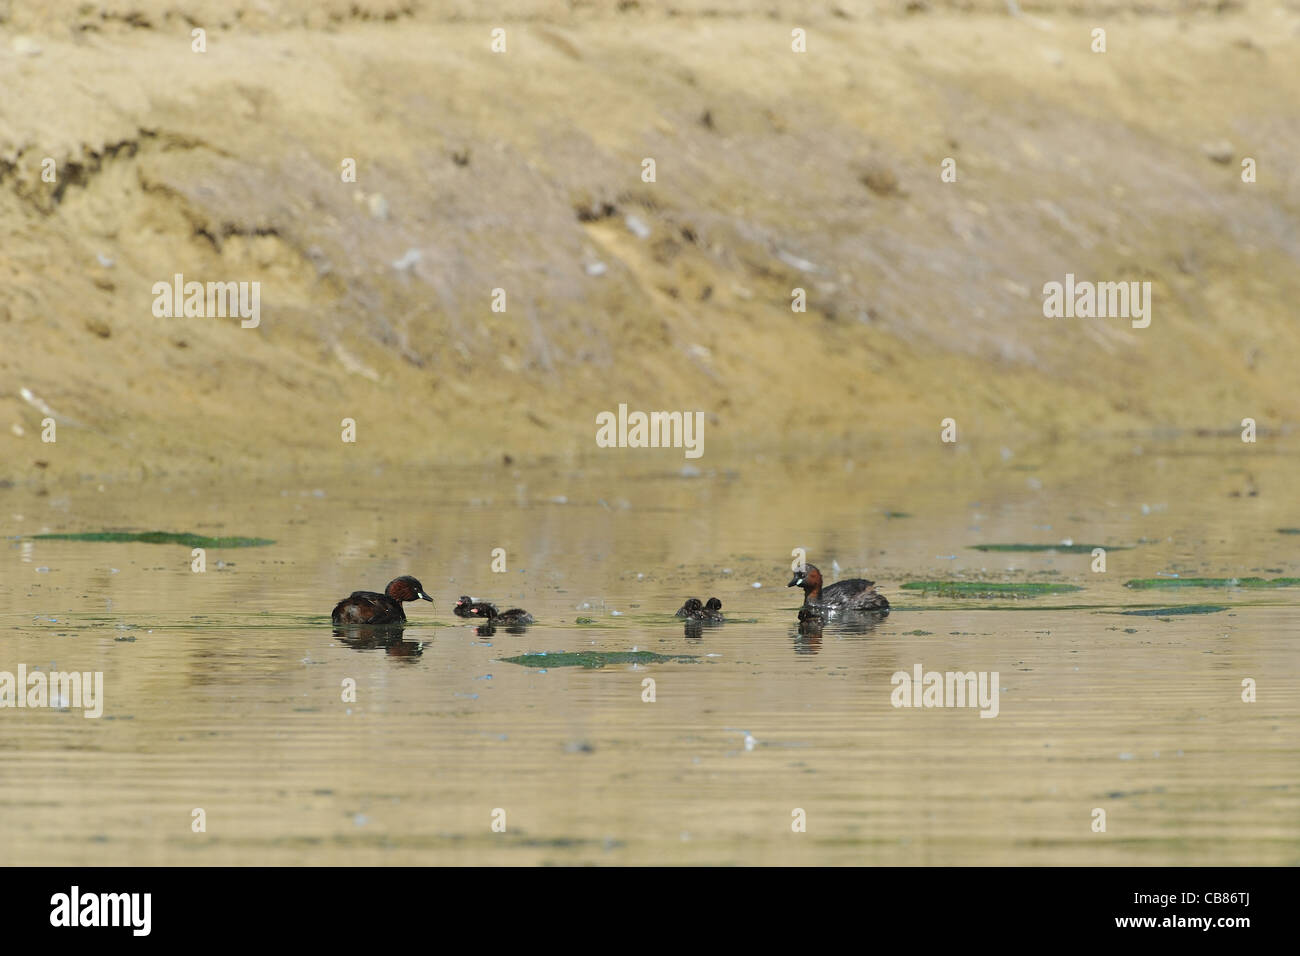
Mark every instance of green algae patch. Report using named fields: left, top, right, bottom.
left=901, top=581, right=1083, bottom=598
left=1120, top=605, right=1228, bottom=617
left=501, top=650, right=699, bottom=669
left=32, top=531, right=274, bottom=548
left=1124, top=577, right=1300, bottom=590
left=969, top=543, right=1128, bottom=554
left=1278, top=528, right=1300, bottom=535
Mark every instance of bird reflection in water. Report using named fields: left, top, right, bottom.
left=473, top=620, right=532, bottom=637
left=333, top=625, right=428, bottom=658
left=791, top=607, right=888, bottom=653
left=683, top=615, right=725, bottom=639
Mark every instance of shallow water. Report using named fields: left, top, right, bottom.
left=2, top=438, right=1298, bottom=864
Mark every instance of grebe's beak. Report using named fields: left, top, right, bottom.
left=418, top=592, right=433, bottom=603
left=786, top=575, right=800, bottom=588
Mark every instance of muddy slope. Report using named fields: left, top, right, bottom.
left=3, top=2, right=1298, bottom=483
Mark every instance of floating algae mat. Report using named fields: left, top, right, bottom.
left=501, top=650, right=699, bottom=669
left=32, top=531, right=274, bottom=548
left=1120, top=605, right=1228, bottom=617
left=901, top=581, right=1083, bottom=598
left=969, top=543, right=1128, bottom=554
left=1125, top=577, right=1300, bottom=590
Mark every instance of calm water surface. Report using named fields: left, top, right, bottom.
left=2, top=439, right=1298, bottom=864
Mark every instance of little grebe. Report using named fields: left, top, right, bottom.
left=332, top=575, right=433, bottom=626
left=455, top=595, right=533, bottom=626
left=675, top=597, right=724, bottom=622
left=454, top=595, right=497, bottom=619
left=787, top=564, right=889, bottom=613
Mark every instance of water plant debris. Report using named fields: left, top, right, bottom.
left=501, top=650, right=698, bottom=669
left=1119, top=605, right=1228, bottom=617
left=1124, top=577, right=1300, bottom=590
left=32, top=531, right=274, bottom=548
left=970, top=543, right=1129, bottom=553
left=900, top=581, right=1083, bottom=598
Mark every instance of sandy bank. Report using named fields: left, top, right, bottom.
left=2, top=2, right=1298, bottom=485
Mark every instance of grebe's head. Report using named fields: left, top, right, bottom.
left=387, top=576, right=433, bottom=603
left=786, top=565, right=822, bottom=592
